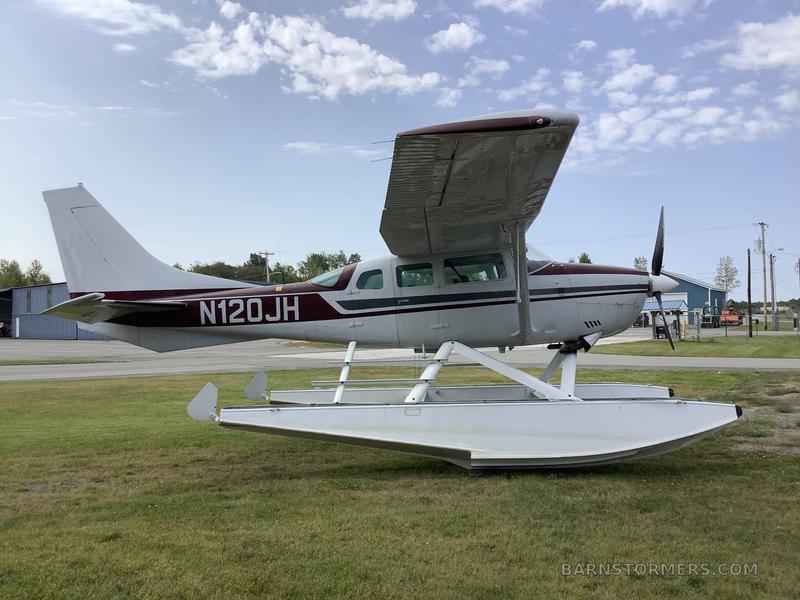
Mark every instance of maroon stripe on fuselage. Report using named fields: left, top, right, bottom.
left=534, top=263, right=647, bottom=276
left=107, top=288, right=647, bottom=328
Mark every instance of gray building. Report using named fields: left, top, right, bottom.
left=1, top=282, right=109, bottom=340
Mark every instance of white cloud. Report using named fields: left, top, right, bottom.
left=773, top=90, right=800, bottom=111
left=652, top=74, right=679, bottom=93
left=503, top=25, right=528, bottom=36
left=685, top=86, right=716, bottom=101
left=597, top=0, right=706, bottom=19
left=139, top=79, right=158, bottom=87
left=10, top=98, right=172, bottom=117
left=473, top=0, right=546, bottom=13
left=575, top=39, right=597, bottom=52
left=595, top=113, right=627, bottom=148
left=113, top=42, right=136, bottom=52
left=283, top=141, right=383, bottom=159
left=686, top=105, right=726, bottom=125
left=607, top=47, right=636, bottom=68
left=39, top=2, right=440, bottom=102
left=731, top=81, right=757, bottom=96
left=642, top=86, right=717, bottom=104
left=171, top=14, right=440, bottom=99
left=603, top=63, right=656, bottom=91
left=37, top=0, right=184, bottom=36
left=721, top=14, right=800, bottom=71
left=219, top=1, right=243, bottom=20
left=459, top=56, right=510, bottom=86
left=497, top=68, right=553, bottom=101
left=606, top=90, right=638, bottom=105
left=427, top=22, right=485, bottom=54
left=562, top=70, right=585, bottom=93
left=655, top=125, right=683, bottom=145
left=653, top=106, right=693, bottom=119
left=435, top=87, right=463, bottom=107
left=172, top=20, right=268, bottom=78
left=342, top=0, right=416, bottom=21
left=682, top=38, right=728, bottom=59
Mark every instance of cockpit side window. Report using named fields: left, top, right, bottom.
left=443, top=253, right=506, bottom=284
left=356, top=269, right=383, bottom=290
left=396, top=263, right=434, bottom=287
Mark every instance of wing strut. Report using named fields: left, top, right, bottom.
left=511, top=220, right=533, bottom=346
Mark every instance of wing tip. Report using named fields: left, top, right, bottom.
left=398, top=108, right=579, bottom=137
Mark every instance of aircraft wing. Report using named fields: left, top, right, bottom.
left=379, top=109, right=579, bottom=256
left=42, top=292, right=186, bottom=324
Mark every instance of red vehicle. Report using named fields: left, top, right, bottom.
left=720, top=308, right=742, bottom=326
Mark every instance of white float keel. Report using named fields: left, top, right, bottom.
left=189, top=340, right=742, bottom=471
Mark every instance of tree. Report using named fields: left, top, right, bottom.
left=0, top=259, right=25, bottom=287
left=633, top=256, right=648, bottom=271
left=0, top=259, right=51, bottom=287
left=268, top=262, right=300, bottom=284
left=24, top=260, right=51, bottom=285
left=714, top=256, right=740, bottom=292
left=578, top=252, right=592, bottom=264
left=297, top=251, right=361, bottom=280
left=189, top=261, right=239, bottom=280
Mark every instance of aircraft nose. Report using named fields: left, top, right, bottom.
left=650, top=274, right=677, bottom=295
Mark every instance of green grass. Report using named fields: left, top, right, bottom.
left=594, top=336, right=800, bottom=358
left=1, top=368, right=798, bottom=599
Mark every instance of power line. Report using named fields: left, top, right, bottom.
left=534, top=224, right=752, bottom=245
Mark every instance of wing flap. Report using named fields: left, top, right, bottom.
left=42, top=293, right=186, bottom=324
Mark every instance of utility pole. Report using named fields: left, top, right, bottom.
left=747, top=248, right=753, bottom=338
left=756, top=222, right=768, bottom=329
left=260, top=250, right=275, bottom=283
left=769, top=253, right=778, bottom=330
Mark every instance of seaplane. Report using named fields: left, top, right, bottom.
left=42, top=108, right=741, bottom=472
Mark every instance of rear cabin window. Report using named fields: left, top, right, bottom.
left=396, top=263, right=434, bottom=287
left=443, top=254, right=506, bottom=284
left=356, top=269, right=383, bottom=290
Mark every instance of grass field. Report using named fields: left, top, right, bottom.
left=594, top=335, right=800, bottom=358
left=1, top=367, right=799, bottom=599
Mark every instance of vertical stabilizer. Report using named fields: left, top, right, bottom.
left=43, top=184, right=247, bottom=295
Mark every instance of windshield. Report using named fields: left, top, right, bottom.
left=526, top=245, right=555, bottom=274
left=311, top=266, right=345, bottom=288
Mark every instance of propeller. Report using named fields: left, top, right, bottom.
left=650, top=207, right=675, bottom=350
left=652, top=206, right=665, bottom=277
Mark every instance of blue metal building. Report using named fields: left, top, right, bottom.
left=6, top=282, right=109, bottom=340
left=661, top=271, right=726, bottom=324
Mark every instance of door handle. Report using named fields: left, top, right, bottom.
left=430, top=323, right=449, bottom=330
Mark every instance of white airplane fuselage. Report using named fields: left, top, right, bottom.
left=89, top=247, right=660, bottom=351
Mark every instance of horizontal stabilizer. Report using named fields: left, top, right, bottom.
left=42, top=292, right=185, bottom=324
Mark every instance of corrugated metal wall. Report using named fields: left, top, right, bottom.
left=11, top=283, right=110, bottom=340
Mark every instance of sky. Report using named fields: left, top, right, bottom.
left=1, top=0, right=799, bottom=300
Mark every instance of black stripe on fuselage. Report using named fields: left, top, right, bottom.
left=337, top=284, right=649, bottom=311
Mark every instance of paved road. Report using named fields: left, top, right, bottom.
left=1, top=329, right=798, bottom=382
